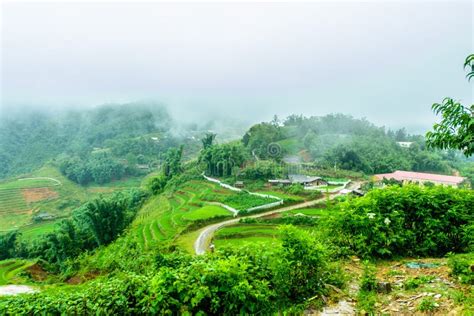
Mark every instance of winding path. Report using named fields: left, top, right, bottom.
left=194, top=181, right=361, bottom=255
left=18, top=177, right=62, bottom=186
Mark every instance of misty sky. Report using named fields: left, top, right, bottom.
left=1, top=1, right=473, bottom=133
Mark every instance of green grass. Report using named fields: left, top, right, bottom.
left=204, top=192, right=275, bottom=210
left=0, top=165, right=146, bottom=239
left=215, top=224, right=278, bottom=238
left=135, top=179, right=277, bottom=250
left=0, top=259, right=34, bottom=285
left=19, top=222, right=58, bottom=239
left=276, top=137, right=304, bottom=154
left=214, top=236, right=280, bottom=248
left=133, top=180, right=242, bottom=249
left=282, top=207, right=341, bottom=218
left=183, top=205, right=232, bottom=221
left=213, top=224, right=281, bottom=250
left=256, top=190, right=305, bottom=202
left=0, top=178, right=59, bottom=190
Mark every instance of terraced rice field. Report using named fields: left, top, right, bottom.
left=133, top=180, right=235, bottom=248
left=133, top=179, right=278, bottom=249
left=0, top=260, right=33, bottom=285
left=214, top=224, right=281, bottom=248
left=0, top=178, right=60, bottom=230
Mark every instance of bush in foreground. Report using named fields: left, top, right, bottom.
left=332, top=185, right=474, bottom=258
left=0, top=226, right=344, bottom=314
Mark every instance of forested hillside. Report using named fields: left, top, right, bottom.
left=242, top=114, right=470, bottom=178
left=0, top=103, right=182, bottom=182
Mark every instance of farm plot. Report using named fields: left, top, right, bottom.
left=0, top=260, right=33, bottom=286
left=0, top=178, right=60, bottom=231
left=213, top=224, right=281, bottom=248
left=133, top=180, right=276, bottom=249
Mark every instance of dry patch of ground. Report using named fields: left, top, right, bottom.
left=312, top=257, right=472, bottom=315
left=27, top=264, right=48, bottom=282
left=21, top=188, right=58, bottom=203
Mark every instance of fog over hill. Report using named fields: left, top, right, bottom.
left=1, top=1, right=473, bottom=134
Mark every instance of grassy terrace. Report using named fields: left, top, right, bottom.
left=0, top=259, right=34, bottom=286
left=132, top=180, right=276, bottom=249
left=0, top=166, right=146, bottom=239
left=212, top=205, right=341, bottom=249
left=213, top=224, right=281, bottom=248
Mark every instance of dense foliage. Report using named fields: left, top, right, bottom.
left=426, top=98, right=473, bottom=157
left=0, top=103, right=178, bottom=180
left=59, top=153, right=130, bottom=185
left=243, top=113, right=460, bottom=175
left=199, top=142, right=248, bottom=177
left=332, top=185, right=474, bottom=258
left=426, top=55, right=474, bottom=156
left=0, top=226, right=344, bottom=314
left=0, top=189, right=147, bottom=267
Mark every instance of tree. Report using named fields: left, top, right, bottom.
left=201, top=132, right=216, bottom=149
left=395, top=128, right=407, bottom=141
left=464, top=53, right=474, bottom=81
left=163, top=146, right=184, bottom=177
left=426, top=55, right=474, bottom=156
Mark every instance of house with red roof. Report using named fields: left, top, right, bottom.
left=373, top=170, right=466, bottom=187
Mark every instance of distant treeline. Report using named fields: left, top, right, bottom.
left=242, top=113, right=468, bottom=176
left=0, top=103, right=177, bottom=181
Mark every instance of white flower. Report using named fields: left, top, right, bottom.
left=384, top=217, right=391, bottom=225
left=367, top=213, right=376, bottom=219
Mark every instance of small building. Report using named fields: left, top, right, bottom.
left=268, top=179, right=292, bottom=186
left=288, top=174, right=328, bottom=187
left=397, top=142, right=413, bottom=148
left=234, top=181, right=244, bottom=188
left=269, top=174, right=327, bottom=187
left=374, top=170, right=466, bottom=187
left=33, top=213, right=56, bottom=222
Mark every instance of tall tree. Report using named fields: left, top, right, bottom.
left=201, top=132, right=216, bottom=149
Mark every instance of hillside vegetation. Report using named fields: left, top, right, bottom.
left=0, top=112, right=472, bottom=315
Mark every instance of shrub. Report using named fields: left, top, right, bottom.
left=360, top=261, right=377, bottom=292
left=331, top=185, right=474, bottom=258
left=404, top=275, right=435, bottom=290
left=448, top=253, right=474, bottom=285
left=417, top=297, right=438, bottom=313
left=272, top=226, right=344, bottom=307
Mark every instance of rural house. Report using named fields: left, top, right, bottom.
left=269, top=174, right=327, bottom=187
left=374, top=170, right=466, bottom=187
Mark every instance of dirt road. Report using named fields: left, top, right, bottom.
left=194, top=181, right=361, bottom=255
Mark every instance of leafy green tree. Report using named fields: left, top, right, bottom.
left=426, top=55, right=474, bottom=156
left=163, top=146, right=184, bottom=178
left=464, top=53, right=474, bottom=81
left=0, top=231, right=20, bottom=260
left=199, top=142, right=247, bottom=177
left=78, top=196, right=129, bottom=246
left=201, top=132, right=216, bottom=149
left=332, top=185, right=474, bottom=258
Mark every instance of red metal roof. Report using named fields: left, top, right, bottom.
left=374, top=170, right=465, bottom=185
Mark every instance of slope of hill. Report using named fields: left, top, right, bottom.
left=0, top=165, right=145, bottom=239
